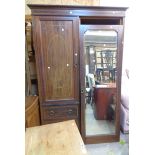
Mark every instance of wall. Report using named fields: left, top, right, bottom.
left=25, top=0, right=100, bottom=14
left=115, top=1, right=155, bottom=155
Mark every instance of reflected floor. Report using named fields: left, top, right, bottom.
left=85, top=104, right=115, bottom=136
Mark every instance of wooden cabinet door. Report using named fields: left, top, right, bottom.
left=33, top=16, right=79, bottom=105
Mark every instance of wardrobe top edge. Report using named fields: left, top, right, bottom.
left=27, top=4, right=128, bottom=11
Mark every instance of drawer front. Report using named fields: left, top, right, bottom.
left=42, top=105, right=78, bottom=120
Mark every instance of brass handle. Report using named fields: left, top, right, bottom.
left=49, top=110, right=54, bottom=115
left=68, top=109, right=73, bottom=114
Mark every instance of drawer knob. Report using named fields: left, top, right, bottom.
left=49, top=110, right=55, bottom=115
left=81, top=89, right=84, bottom=94
left=68, top=109, right=73, bottom=114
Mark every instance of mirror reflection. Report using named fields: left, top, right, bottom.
left=84, top=30, right=117, bottom=136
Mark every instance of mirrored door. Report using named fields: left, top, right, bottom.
left=80, top=25, right=123, bottom=143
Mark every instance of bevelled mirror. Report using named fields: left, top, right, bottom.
left=85, top=29, right=117, bottom=136
left=80, top=25, right=123, bottom=143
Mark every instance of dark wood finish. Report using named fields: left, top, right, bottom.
left=41, top=104, right=80, bottom=128
left=80, top=18, right=121, bottom=25
left=25, top=96, right=40, bottom=128
left=28, top=4, right=127, bottom=144
left=28, top=5, right=127, bottom=17
left=31, top=15, right=80, bottom=126
left=42, top=105, right=79, bottom=120
left=86, top=135, right=119, bottom=144
left=93, top=86, right=116, bottom=120
left=33, top=16, right=79, bottom=104
left=41, top=19, right=74, bottom=100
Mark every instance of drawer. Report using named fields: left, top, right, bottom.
left=42, top=105, right=78, bottom=120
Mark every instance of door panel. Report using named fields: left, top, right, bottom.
left=38, top=17, right=79, bottom=103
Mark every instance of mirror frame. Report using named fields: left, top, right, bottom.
left=80, top=25, right=123, bottom=144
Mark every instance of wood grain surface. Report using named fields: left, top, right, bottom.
left=41, top=20, right=74, bottom=100
left=25, top=120, right=88, bottom=155
left=25, top=96, right=40, bottom=128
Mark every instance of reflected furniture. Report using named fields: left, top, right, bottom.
left=25, top=120, right=88, bottom=155
left=86, top=73, right=95, bottom=104
left=25, top=96, right=40, bottom=128
left=28, top=4, right=128, bottom=144
left=96, top=50, right=116, bottom=83
left=93, top=84, right=116, bottom=120
left=96, top=68, right=116, bottom=83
